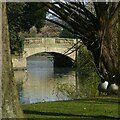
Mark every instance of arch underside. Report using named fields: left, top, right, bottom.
left=25, top=47, right=75, bottom=59
left=26, top=51, right=74, bottom=68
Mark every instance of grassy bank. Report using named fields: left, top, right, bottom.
left=21, top=96, right=120, bottom=119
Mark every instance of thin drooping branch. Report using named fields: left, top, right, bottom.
left=45, top=18, right=79, bottom=37
left=64, top=40, right=83, bottom=55
left=58, top=2, right=97, bottom=30
left=44, top=3, right=98, bottom=43
left=70, top=2, right=98, bottom=27
left=47, top=10, right=61, bottom=20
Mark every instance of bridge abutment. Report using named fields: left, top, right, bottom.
left=12, top=54, right=27, bottom=70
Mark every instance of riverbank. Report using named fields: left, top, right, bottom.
left=21, top=96, right=120, bottom=119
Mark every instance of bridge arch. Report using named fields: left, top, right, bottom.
left=26, top=52, right=74, bottom=68
left=24, top=37, right=78, bottom=61
left=12, top=38, right=80, bottom=69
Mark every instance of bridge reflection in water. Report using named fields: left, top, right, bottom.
left=14, top=54, right=98, bottom=104
left=15, top=55, right=76, bottom=104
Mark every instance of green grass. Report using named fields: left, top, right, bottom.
left=21, top=97, right=120, bottom=120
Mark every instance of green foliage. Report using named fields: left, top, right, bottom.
left=22, top=3, right=48, bottom=32
left=7, top=3, right=25, bottom=54
left=6, top=2, right=48, bottom=54
left=9, top=30, right=20, bottom=54
left=7, top=3, right=25, bottom=32
left=7, top=2, right=47, bottom=32
left=55, top=73, right=100, bottom=99
left=88, top=72, right=101, bottom=97
left=56, top=83, right=80, bottom=99
left=77, top=46, right=94, bottom=76
left=76, top=46, right=101, bottom=97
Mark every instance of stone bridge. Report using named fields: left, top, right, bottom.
left=12, top=37, right=79, bottom=69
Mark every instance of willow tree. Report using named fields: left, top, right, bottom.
left=44, top=2, right=120, bottom=85
left=2, top=3, right=24, bottom=118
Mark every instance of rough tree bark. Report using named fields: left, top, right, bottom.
left=117, top=6, right=120, bottom=89
left=93, top=2, right=119, bottom=84
left=2, top=3, right=24, bottom=118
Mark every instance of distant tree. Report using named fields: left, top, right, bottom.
left=7, top=3, right=25, bottom=54
left=44, top=2, right=120, bottom=85
left=22, top=2, right=47, bottom=32
left=6, top=2, right=48, bottom=54
left=38, top=21, right=62, bottom=37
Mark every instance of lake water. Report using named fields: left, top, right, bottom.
left=14, top=55, right=99, bottom=104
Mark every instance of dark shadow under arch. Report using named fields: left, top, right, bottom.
left=27, top=52, right=74, bottom=68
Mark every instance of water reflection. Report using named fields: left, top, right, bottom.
left=14, top=56, right=74, bottom=104
left=14, top=55, right=99, bottom=104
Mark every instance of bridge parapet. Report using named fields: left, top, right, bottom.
left=24, top=37, right=81, bottom=60
left=25, top=38, right=78, bottom=46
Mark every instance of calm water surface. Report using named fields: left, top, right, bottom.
left=14, top=55, right=98, bottom=104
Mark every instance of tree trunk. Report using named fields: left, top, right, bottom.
left=118, top=7, right=120, bottom=64
left=117, top=6, right=120, bottom=85
left=92, top=7, right=120, bottom=85
left=2, top=3, right=24, bottom=118
left=100, top=34, right=118, bottom=83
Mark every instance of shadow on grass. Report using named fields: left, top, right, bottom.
left=77, top=97, right=120, bottom=104
left=23, top=110, right=120, bottom=119
left=94, top=98, right=120, bottom=104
